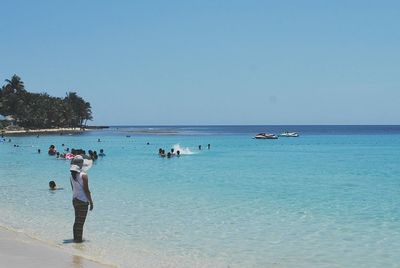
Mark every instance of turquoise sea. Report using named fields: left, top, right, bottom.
left=1, top=125, right=400, bottom=267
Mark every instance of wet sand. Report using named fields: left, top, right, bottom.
left=0, top=227, right=113, bottom=268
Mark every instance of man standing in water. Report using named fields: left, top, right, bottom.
left=70, top=164, right=93, bottom=243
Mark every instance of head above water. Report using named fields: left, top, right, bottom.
left=49, top=180, right=56, bottom=189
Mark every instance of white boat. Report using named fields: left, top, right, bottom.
left=254, top=133, right=278, bottom=139
left=279, top=131, right=299, bottom=137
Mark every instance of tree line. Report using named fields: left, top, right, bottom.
left=0, top=74, right=92, bottom=129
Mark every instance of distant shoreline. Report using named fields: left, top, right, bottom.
left=1, top=127, right=88, bottom=136
left=0, top=126, right=109, bottom=136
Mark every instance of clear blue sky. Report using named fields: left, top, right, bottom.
left=1, top=0, right=399, bottom=125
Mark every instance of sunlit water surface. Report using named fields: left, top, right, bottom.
left=1, top=126, right=400, bottom=267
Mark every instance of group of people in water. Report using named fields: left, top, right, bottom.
left=159, top=148, right=181, bottom=158
left=0, top=137, right=16, bottom=146
left=200, top=144, right=211, bottom=150
left=46, top=144, right=106, bottom=191
left=46, top=144, right=106, bottom=161
left=2, top=133, right=216, bottom=244
left=158, top=144, right=211, bottom=158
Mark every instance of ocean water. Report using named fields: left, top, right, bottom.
left=1, top=125, right=400, bottom=267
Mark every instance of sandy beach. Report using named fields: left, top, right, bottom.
left=0, top=227, right=113, bottom=268
left=1, top=128, right=87, bottom=136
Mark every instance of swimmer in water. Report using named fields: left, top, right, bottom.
left=160, top=149, right=166, bottom=157
left=49, top=180, right=63, bottom=190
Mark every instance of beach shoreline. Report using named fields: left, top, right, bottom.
left=0, top=225, right=115, bottom=268
left=1, top=127, right=90, bottom=136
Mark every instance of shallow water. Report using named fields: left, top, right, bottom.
left=1, top=126, right=400, bottom=267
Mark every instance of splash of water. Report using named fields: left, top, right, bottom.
left=172, top=144, right=195, bottom=155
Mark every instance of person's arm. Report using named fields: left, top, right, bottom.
left=82, top=174, right=94, bottom=211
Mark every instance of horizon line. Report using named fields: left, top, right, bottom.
left=90, top=124, right=400, bottom=127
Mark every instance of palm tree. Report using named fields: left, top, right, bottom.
left=1, top=75, right=93, bottom=129
left=1, top=75, right=27, bottom=119
left=4, top=74, right=25, bottom=93
left=0, top=85, right=5, bottom=115
left=77, top=101, right=93, bottom=128
left=64, top=91, right=93, bottom=128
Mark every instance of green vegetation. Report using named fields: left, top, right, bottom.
left=0, top=74, right=92, bottom=129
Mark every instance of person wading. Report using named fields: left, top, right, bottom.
left=70, top=164, right=93, bottom=243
